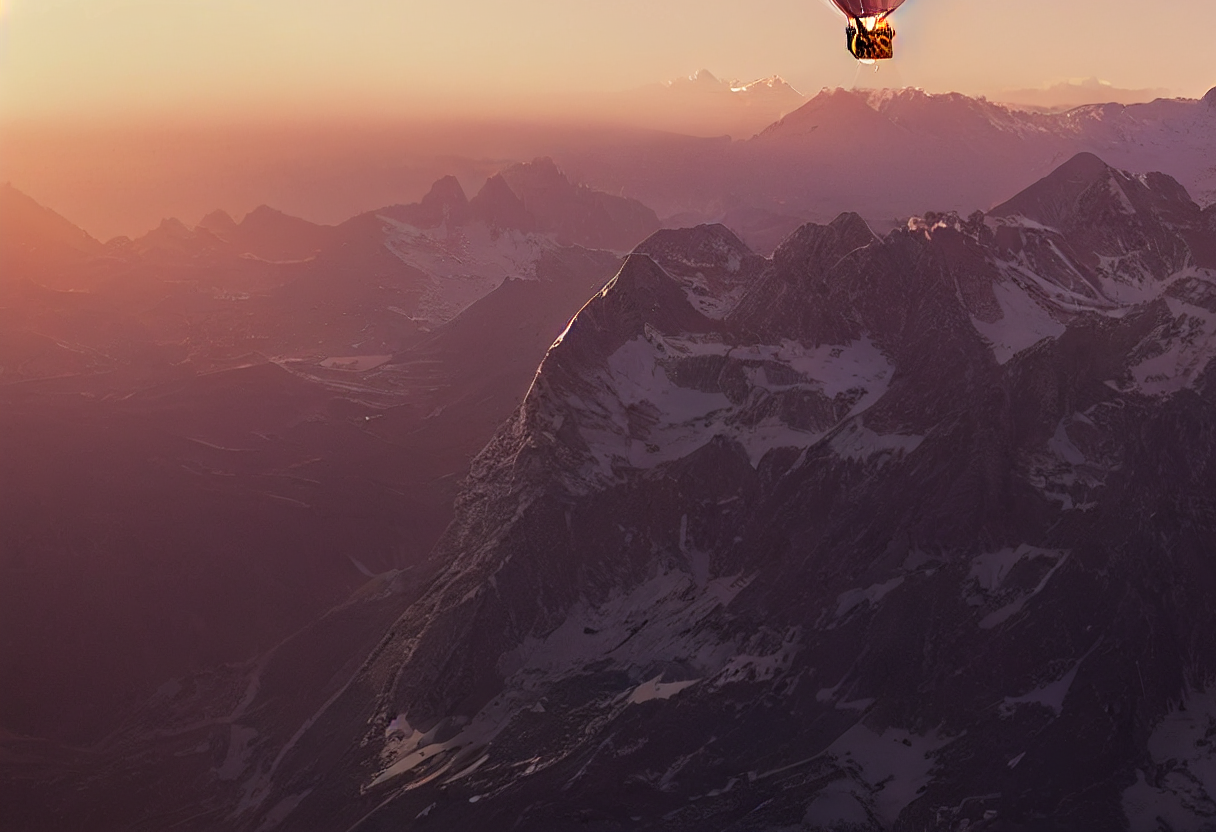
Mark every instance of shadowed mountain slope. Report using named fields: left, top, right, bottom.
left=33, top=152, right=1215, bottom=832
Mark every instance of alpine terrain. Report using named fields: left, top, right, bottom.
left=0, top=160, right=646, bottom=805
left=8, top=151, right=1216, bottom=832
left=560, top=85, right=1216, bottom=253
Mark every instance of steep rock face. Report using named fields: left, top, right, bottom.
left=632, top=223, right=766, bottom=318
left=376, top=176, right=472, bottom=230
left=469, top=174, right=536, bottom=232
left=412, top=175, right=472, bottom=228
left=230, top=155, right=1216, bottom=832
left=990, top=151, right=1209, bottom=276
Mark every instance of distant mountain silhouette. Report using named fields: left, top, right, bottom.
left=196, top=208, right=239, bottom=238
left=595, top=69, right=808, bottom=138
left=468, top=173, right=536, bottom=232
left=379, top=175, right=471, bottom=228
left=131, top=216, right=225, bottom=258
left=553, top=85, right=1216, bottom=251
left=377, top=160, right=659, bottom=251
left=0, top=183, right=103, bottom=267
left=500, top=157, right=660, bottom=250
left=228, top=205, right=335, bottom=260
left=993, top=77, right=1171, bottom=112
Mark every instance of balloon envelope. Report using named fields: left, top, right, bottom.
left=830, top=0, right=906, bottom=17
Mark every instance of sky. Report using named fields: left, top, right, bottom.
left=1, top=0, right=1213, bottom=239
left=2, top=0, right=1214, bottom=123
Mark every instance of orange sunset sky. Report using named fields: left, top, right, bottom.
left=1, top=0, right=1213, bottom=238
left=3, top=0, right=1213, bottom=119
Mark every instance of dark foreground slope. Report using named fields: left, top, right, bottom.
left=15, top=153, right=1216, bottom=832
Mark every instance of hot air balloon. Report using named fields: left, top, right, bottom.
left=830, top=0, right=906, bottom=61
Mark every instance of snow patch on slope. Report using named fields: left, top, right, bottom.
left=1126, top=295, right=1216, bottom=396
left=830, top=421, right=924, bottom=463
left=971, top=278, right=1067, bottom=363
left=737, top=335, right=892, bottom=400
left=969, top=545, right=1066, bottom=594
left=829, top=577, right=905, bottom=626
left=712, top=633, right=801, bottom=688
left=379, top=218, right=556, bottom=324
left=1123, top=687, right=1216, bottom=831
left=1001, top=662, right=1081, bottom=717
left=628, top=676, right=700, bottom=704
left=1048, top=418, right=1087, bottom=466
left=964, top=546, right=1071, bottom=629
left=668, top=248, right=748, bottom=320
left=805, top=723, right=953, bottom=829
left=574, top=332, right=896, bottom=476
left=501, top=566, right=752, bottom=682
left=216, top=725, right=259, bottom=781
left=370, top=566, right=760, bottom=790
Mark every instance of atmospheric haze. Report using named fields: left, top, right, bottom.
left=5, top=0, right=1216, bottom=829
left=3, top=0, right=1214, bottom=118
left=2, top=0, right=1214, bottom=238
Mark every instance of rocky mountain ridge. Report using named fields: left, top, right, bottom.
left=219, top=151, right=1216, bottom=832
left=111, top=158, right=656, bottom=330
left=561, top=85, right=1216, bottom=253
left=5, top=149, right=1216, bottom=832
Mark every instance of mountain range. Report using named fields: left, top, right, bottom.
left=599, top=70, right=810, bottom=139
left=556, top=85, right=1216, bottom=253
left=992, top=78, right=1174, bottom=113
left=0, top=165, right=644, bottom=768
left=3, top=80, right=1216, bottom=831
left=7, top=149, right=1213, bottom=831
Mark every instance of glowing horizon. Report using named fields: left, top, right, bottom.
left=3, top=0, right=1213, bottom=242
left=2, top=0, right=1213, bottom=123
